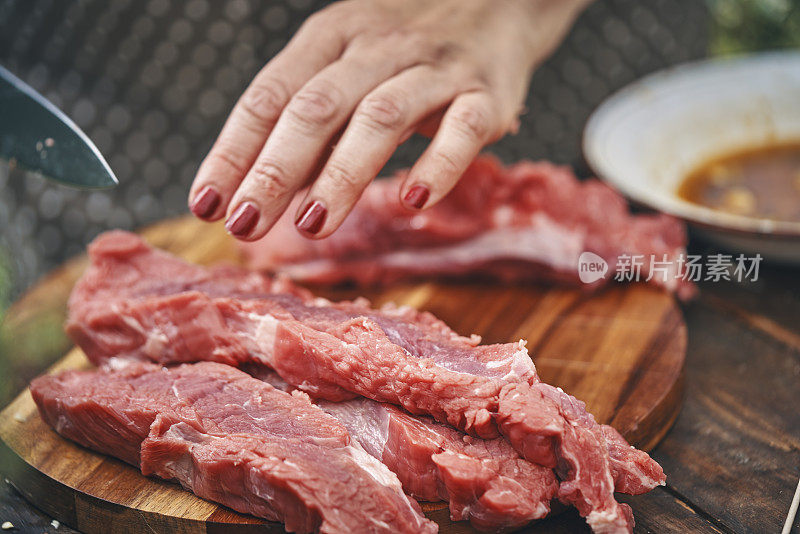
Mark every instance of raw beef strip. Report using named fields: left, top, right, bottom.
left=30, top=362, right=436, bottom=534
left=67, top=232, right=666, bottom=533
left=249, top=366, right=559, bottom=531
left=238, top=154, right=694, bottom=299
left=324, top=399, right=558, bottom=531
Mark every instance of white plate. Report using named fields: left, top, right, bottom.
left=583, top=51, right=800, bottom=263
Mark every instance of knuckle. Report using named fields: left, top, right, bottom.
left=460, top=63, right=492, bottom=90
left=450, top=104, right=492, bottom=141
left=429, top=40, right=462, bottom=64
left=248, top=159, right=292, bottom=199
left=239, top=76, right=290, bottom=125
left=287, top=84, right=341, bottom=130
left=383, top=28, right=425, bottom=51
left=402, top=30, right=431, bottom=54
left=360, top=30, right=431, bottom=69
left=432, top=150, right=462, bottom=177
left=357, top=92, right=407, bottom=132
left=206, top=147, right=249, bottom=178
left=323, top=162, right=362, bottom=191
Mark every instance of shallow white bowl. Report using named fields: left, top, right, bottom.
left=583, top=51, right=800, bottom=263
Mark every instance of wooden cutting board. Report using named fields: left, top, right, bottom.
left=0, top=216, right=686, bottom=534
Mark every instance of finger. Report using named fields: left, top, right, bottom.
left=224, top=39, right=420, bottom=240
left=400, top=91, right=501, bottom=210
left=188, top=15, right=346, bottom=221
left=294, top=65, right=460, bottom=238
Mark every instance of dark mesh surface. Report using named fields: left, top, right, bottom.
left=0, top=0, right=709, bottom=300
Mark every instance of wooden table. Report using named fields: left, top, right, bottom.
left=0, top=230, right=798, bottom=534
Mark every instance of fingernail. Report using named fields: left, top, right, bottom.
left=295, top=200, right=327, bottom=235
left=190, top=186, right=221, bottom=220
left=225, top=202, right=259, bottom=237
left=403, top=184, right=429, bottom=209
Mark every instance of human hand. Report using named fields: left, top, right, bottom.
left=188, top=0, right=589, bottom=240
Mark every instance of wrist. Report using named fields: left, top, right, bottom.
left=513, top=0, right=594, bottom=68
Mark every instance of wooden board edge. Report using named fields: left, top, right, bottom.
left=621, top=314, right=688, bottom=451
left=0, top=431, right=280, bottom=534
left=632, top=366, right=685, bottom=452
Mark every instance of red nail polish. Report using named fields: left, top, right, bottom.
left=190, top=186, right=221, bottom=219
left=295, top=200, right=327, bottom=235
left=403, top=184, right=429, bottom=209
left=226, top=202, right=259, bottom=237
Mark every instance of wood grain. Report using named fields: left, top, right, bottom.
left=649, top=300, right=800, bottom=534
left=0, top=216, right=687, bottom=533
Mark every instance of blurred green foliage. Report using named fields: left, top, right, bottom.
left=708, top=0, right=800, bottom=55
left=0, top=248, right=10, bottom=316
left=0, top=245, right=71, bottom=404
left=0, top=247, right=14, bottom=403
left=0, top=309, right=69, bottom=404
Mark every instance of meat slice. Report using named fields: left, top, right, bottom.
left=322, top=399, right=558, bottom=531
left=67, top=231, right=666, bottom=533
left=250, top=366, right=559, bottom=531
left=238, top=155, right=694, bottom=298
left=30, top=362, right=436, bottom=534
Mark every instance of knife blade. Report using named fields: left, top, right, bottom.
left=0, top=65, right=117, bottom=189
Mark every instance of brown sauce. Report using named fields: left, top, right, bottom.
left=678, top=143, right=800, bottom=222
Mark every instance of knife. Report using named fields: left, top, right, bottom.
left=0, top=65, right=117, bottom=189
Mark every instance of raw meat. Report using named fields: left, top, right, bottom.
left=67, top=231, right=666, bottom=533
left=238, top=155, right=694, bottom=298
left=30, top=361, right=436, bottom=534
left=249, top=366, right=559, bottom=531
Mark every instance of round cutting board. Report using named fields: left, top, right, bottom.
left=0, top=216, right=686, bottom=533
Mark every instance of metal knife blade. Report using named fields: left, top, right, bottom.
left=0, top=65, right=117, bottom=189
